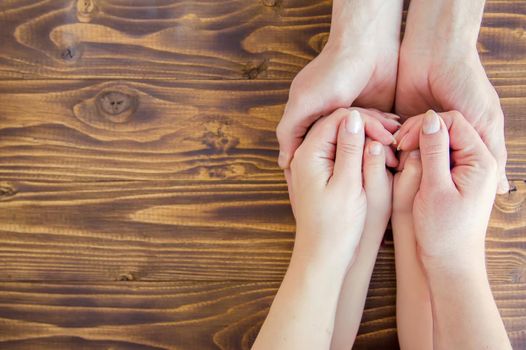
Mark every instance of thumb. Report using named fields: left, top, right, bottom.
left=276, top=95, right=324, bottom=169
left=330, top=110, right=365, bottom=192
left=419, top=110, right=454, bottom=190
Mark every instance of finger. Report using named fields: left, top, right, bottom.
left=395, top=116, right=421, bottom=151
left=419, top=110, right=454, bottom=190
left=393, top=150, right=422, bottom=213
left=363, top=139, right=387, bottom=191
left=331, top=110, right=365, bottom=191
left=358, top=108, right=401, bottom=133
left=363, top=140, right=392, bottom=209
left=396, top=149, right=411, bottom=172
left=284, top=168, right=297, bottom=218
left=481, top=121, right=509, bottom=194
left=385, top=145, right=399, bottom=168
left=361, top=113, right=397, bottom=146
left=276, top=112, right=313, bottom=169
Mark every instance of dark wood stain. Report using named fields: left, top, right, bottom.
left=0, top=0, right=525, bottom=349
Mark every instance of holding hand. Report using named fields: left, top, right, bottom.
left=276, top=0, right=403, bottom=169
left=396, top=0, right=509, bottom=193
left=254, top=108, right=396, bottom=350
left=402, top=110, right=511, bottom=350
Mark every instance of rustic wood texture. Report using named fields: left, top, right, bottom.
left=0, top=0, right=525, bottom=349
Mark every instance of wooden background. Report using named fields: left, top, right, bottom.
left=0, top=0, right=524, bottom=349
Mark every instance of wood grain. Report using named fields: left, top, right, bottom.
left=0, top=0, right=525, bottom=349
left=0, top=278, right=524, bottom=350
left=0, top=79, right=524, bottom=182
left=0, top=180, right=525, bottom=284
left=0, top=0, right=524, bottom=80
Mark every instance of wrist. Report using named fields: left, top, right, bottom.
left=421, top=250, right=487, bottom=282
left=402, top=0, right=485, bottom=56
left=289, top=242, right=354, bottom=282
left=329, top=0, right=402, bottom=51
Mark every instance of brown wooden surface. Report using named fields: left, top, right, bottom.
left=0, top=0, right=525, bottom=349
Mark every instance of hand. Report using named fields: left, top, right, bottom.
left=396, top=0, right=508, bottom=193
left=253, top=108, right=396, bottom=350
left=392, top=150, right=433, bottom=350
left=286, top=108, right=396, bottom=270
left=408, top=110, right=498, bottom=267
left=403, top=109, right=511, bottom=350
left=331, top=131, right=394, bottom=349
left=276, top=0, right=403, bottom=169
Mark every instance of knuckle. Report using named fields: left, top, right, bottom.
left=448, top=110, right=464, bottom=121
left=338, top=141, right=363, bottom=156
left=482, top=154, right=498, bottom=173
left=275, top=122, right=287, bottom=142
left=421, top=143, right=446, bottom=158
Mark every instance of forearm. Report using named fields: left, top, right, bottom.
left=392, top=213, right=433, bottom=350
left=330, top=0, right=403, bottom=47
left=424, top=256, right=511, bottom=350
left=403, top=0, right=486, bottom=53
left=330, top=224, right=384, bottom=350
left=253, top=252, right=348, bottom=350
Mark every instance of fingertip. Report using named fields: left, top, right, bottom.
left=364, top=116, right=397, bottom=146
left=278, top=151, right=290, bottom=169
left=497, top=174, right=510, bottom=194
left=364, top=140, right=390, bottom=193
left=385, top=146, right=399, bottom=168
left=368, top=141, right=384, bottom=157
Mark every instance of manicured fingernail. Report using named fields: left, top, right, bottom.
left=410, top=149, right=421, bottom=158
left=346, top=110, right=363, bottom=134
left=423, top=110, right=441, bottom=134
left=369, top=142, right=383, bottom=155
left=392, top=130, right=400, bottom=145
left=397, top=134, right=408, bottom=151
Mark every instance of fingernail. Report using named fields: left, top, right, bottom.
left=422, top=110, right=441, bottom=134
left=409, top=149, right=421, bottom=158
left=346, top=110, right=363, bottom=134
left=369, top=142, right=383, bottom=156
left=392, top=130, right=400, bottom=145
left=397, top=134, right=408, bottom=151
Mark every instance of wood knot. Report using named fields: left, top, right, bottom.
left=510, top=267, right=526, bottom=283
left=494, top=180, right=525, bottom=214
left=243, top=60, right=268, bottom=80
left=262, top=0, right=278, bottom=7
left=116, top=272, right=135, bottom=281
left=201, top=119, right=240, bottom=153
left=77, top=0, right=98, bottom=23
left=96, top=90, right=138, bottom=123
left=0, top=184, right=17, bottom=201
left=54, top=32, right=84, bottom=64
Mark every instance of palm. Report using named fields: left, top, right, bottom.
left=396, top=53, right=502, bottom=136
left=289, top=44, right=398, bottom=117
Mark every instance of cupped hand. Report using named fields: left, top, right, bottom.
left=396, top=47, right=508, bottom=193
left=277, top=39, right=399, bottom=169
left=286, top=108, right=396, bottom=269
left=408, top=110, right=498, bottom=268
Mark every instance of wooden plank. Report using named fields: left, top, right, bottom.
left=0, top=79, right=525, bottom=182
left=0, top=80, right=286, bottom=182
left=0, top=0, right=524, bottom=80
left=0, top=279, right=524, bottom=350
left=0, top=180, right=525, bottom=282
